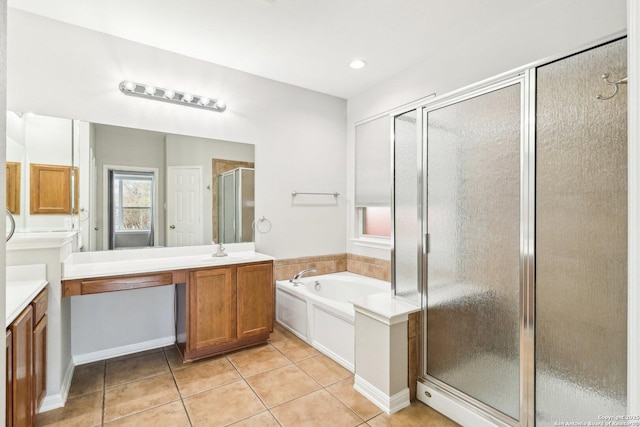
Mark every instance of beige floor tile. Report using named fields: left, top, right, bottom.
left=173, top=356, right=241, bottom=397
left=104, top=373, right=180, bottom=423
left=270, top=323, right=296, bottom=342
left=164, top=345, right=188, bottom=371
left=367, top=401, right=460, bottom=427
left=227, top=344, right=292, bottom=377
left=184, top=380, right=266, bottom=426
left=67, top=361, right=105, bottom=398
left=103, top=400, right=190, bottom=427
left=297, top=354, right=352, bottom=386
left=271, top=389, right=362, bottom=427
left=246, top=364, right=321, bottom=408
left=272, top=337, right=320, bottom=361
left=327, top=378, right=383, bottom=421
left=35, top=390, right=103, bottom=427
left=229, top=411, right=281, bottom=426
left=106, top=351, right=170, bottom=388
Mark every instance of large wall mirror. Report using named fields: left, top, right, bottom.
left=5, top=111, right=255, bottom=251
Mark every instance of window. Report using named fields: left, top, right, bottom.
left=354, top=116, right=391, bottom=244
left=112, top=172, right=153, bottom=231
left=362, top=207, right=391, bottom=237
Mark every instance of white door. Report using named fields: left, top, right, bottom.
left=167, top=166, right=202, bottom=246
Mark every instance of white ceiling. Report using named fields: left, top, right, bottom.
left=9, top=0, right=550, bottom=98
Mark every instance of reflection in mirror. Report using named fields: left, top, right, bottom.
left=5, top=112, right=256, bottom=251
left=218, top=167, right=255, bottom=244
left=88, top=123, right=255, bottom=251
left=6, top=111, right=75, bottom=232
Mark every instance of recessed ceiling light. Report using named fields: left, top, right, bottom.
left=349, top=59, right=367, bottom=70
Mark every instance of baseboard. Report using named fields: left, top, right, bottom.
left=354, top=374, right=410, bottom=414
left=39, top=359, right=74, bottom=413
left=72, top=336, right=175, bottom=365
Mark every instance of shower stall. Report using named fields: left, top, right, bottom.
left=392, top=38, right=627, bottom=426
left=217, top=167, right=255, bottom=244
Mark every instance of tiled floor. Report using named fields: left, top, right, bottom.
left=36, top=324, right=459, bottom=427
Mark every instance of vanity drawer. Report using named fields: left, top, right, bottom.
left=31, top=288, right=48, bottom=324
left=66, top=272, right=175, bottom=295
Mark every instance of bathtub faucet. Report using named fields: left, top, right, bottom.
left=289, top=268, right=317, bottom=286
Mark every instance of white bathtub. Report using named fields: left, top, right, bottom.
left=275, top=272, right=390, bottom=371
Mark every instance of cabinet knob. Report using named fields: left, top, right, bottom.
left=170, top=225, right=176, bottom=229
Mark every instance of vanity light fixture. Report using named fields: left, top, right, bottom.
left=119, top=81, right=227, bottom=112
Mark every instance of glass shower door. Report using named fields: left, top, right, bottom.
left=425, top=82, right=523, bottom=421
left=535, top=38, right=627, bottom=425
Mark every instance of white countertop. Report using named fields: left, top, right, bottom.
left=6, top=264, right=48, bottom=327
left=351, top=292, right=421, bottom=325
left=63, top=243, right=275, bottom=280
left=7, top=230, right=80, bottom=251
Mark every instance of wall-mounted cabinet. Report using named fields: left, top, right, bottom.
left=6, top=162, right=21, bottom=214
left=176, top=261, right=273, bottom=361
left=30, top=164, right=79, bottom=214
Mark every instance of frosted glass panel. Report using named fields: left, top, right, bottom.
left=426, top=84, right=521, bottom=419
left=394, top=110, right=420, bottom=301
left=536, top=38, right=627, bottom=425
left=240, top=169, right=255, bottom=242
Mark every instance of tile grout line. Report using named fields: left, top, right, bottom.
left=163, top=346, right=195, bottom=427
left=101, top=361, right=107, bottom=426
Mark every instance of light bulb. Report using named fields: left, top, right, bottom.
left=123, top=81, right=136, bottom=91
left=144, top=85, right=156, bottom=95
left=199, top=97, right=210, bottom=106
left=164, top=89, right=175, bottom=99
left=182, top=93, right=193, bottom=102
left=215, top=99, right=226, bottom=109
left=348, top=59, right=367, bottom=70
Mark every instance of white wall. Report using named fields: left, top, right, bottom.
left=0, top=0, right=7, bottom=422
left=166, top=133, right=254, bottom=245
left=345, top=0, right=627, bottom=260
left=7, top=8, right=348, bottom=260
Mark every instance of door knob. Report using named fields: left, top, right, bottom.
left=170, top=225, right=176, bottom=229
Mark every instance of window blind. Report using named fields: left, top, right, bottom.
left=354, top=116, right=391, bottom=207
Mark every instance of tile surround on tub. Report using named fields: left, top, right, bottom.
left=273, top=253, right=390, bottom=282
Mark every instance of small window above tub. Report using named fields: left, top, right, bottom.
left=354, top=115, right=391, bottom=248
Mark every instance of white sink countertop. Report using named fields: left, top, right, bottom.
left=7, top=230, right=80, bottom=251
left=6, top=264, right=48, bottom=327
left=63, top=243, right=275, bottom=280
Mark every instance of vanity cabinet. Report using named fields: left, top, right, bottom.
left=10, top=306, right=33, bottom=427
left=188, top=267, right=236, bottom=351
left=6, top=287, right=48, bottom=427
left=6, top=330, right=13, bottom=427
left=31, top=289, right=48, bottom=410
left=177, top=261, right=274, bottom=361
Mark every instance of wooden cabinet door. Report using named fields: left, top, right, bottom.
left=237, top=263, right=274, bottom=339
left=11, top=306, right=33, bottom=427
left=6, top=329, right=13, bottom=427
left=33, top=316, right=47, bottom=411
left=188, top=267, right=235, bottom=351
